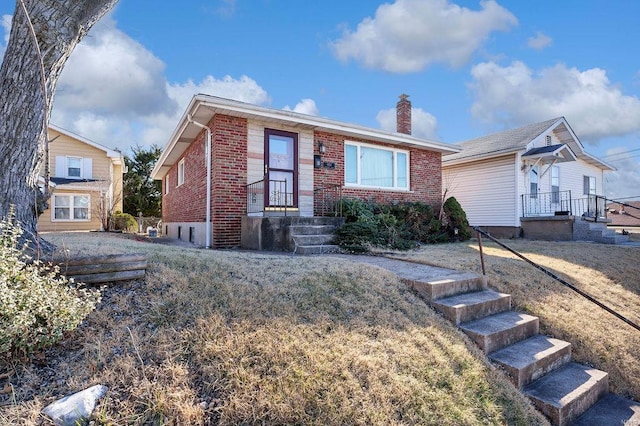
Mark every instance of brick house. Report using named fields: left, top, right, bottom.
left=151, top=94, right=460, bottom=249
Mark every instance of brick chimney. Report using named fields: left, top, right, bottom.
left=396, top=93, right=411, bottom=135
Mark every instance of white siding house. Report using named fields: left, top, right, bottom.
left=443, top=117, right=614, bottom=237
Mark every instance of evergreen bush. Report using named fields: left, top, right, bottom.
left=111, top=211, right=137, bottom=232
left=443, top=196, right=471, bottom=241
left=0, top=211, right=100, bottom=356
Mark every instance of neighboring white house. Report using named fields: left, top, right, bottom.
left=442, top=117, right=614, bottom=237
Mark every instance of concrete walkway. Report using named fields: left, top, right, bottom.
left=329, top=254, right=479, bottom=283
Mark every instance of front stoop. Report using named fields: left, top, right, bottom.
left=404, top=270, right=638, bottom=426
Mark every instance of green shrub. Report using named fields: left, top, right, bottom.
left=443, top=196, right=471, bottom=241
left=0, top=211, right=100, bottom=357
left=334, top=198, right=471, bottom=252
left=111, top=211, right=137, bottom=232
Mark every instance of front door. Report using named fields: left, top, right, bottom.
left=264, top=129, right=298, bottom=209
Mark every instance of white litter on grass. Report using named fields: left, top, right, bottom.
left=42, top=384, right=108, bottom=426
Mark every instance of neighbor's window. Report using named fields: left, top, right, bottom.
left=53, top=194, right=89, bottom=221
left=344, top=142, right=409, bottom=190
left=551, top=166, right=560, bottom=203
left=177, top=159, right=185, bottom=186
left=529, top=165, right=538, bottom=198
left=583, top=175, right=596, bottom=195
left=67, top=157, right=82, bottom=178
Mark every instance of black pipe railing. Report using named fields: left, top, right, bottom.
left=246, top=179, right=293, bottom=215
left=313, top=184, right=343, bottom=217
left=473, top=226, right=640, bottom=333
left=521, top=191, right=608, bottom=221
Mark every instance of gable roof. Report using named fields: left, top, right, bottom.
left=151, top=95, right=461, bottom=179
left=49, top=124, right=123, bottom=164
left=443, top=117, right=614, bottom=171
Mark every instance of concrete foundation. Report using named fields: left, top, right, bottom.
left=521, top=216, right=574, bottom=241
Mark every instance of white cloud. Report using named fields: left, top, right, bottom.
left=376, top=107, right=438, bottom=140
left=55, top=14, right=175, bottom=117
left=603, top=147, right=640, bottom=199
left=283, top=99, right=319, bottom=116
left=527, top=31, right=552, bottom=50
left=49, top=14, right=270, bottom=153
left=469, top=61, right=640, bottom=143
left=0, top=14, right=11, bottom=61
left=330, top=0, right=517, bottom=73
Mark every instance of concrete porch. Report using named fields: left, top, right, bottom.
left=240, top=216, right=345, bottom=254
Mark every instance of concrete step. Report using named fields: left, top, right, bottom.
left=489, top=335, right=572, bottom=389
left=292, top=234, right=335, bottom=246
left=409, top=273, right=487, bottom=303
left=572, top=393, right=640, bottom=426
left=287, top=217, right=345, bottom=226
left=295, top=244, right=341, bottom=255
left=599, top=234, right=630, bottom=245
left=524, top=362, right=608, bottom=426
left=289, top=224, right=339, bottom=235
left=432, top=290, right=511, bottom=325
left=460, top=311, right=539, bottom=354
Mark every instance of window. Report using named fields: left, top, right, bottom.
left=584, top=175, right=596, bottom=195
left=53, top=194, right=89, bottom=221
left=529, top=165, right=538, bottom=198
left=344, top=142, right=409, bottom=190
left=165, top=175, right=170, bottom=195
left=67, top=157, right=82, bottom=178
left=55, top=156, right=92, bottom=179
left=177, top=159, right=185, bottom=186
left=551, top=166, right=560, bottom=203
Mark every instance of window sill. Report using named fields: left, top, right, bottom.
left=344, top=184, right=412, bottom=193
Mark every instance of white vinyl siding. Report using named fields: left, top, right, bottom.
left=443, top=155, right=518, bottom=227
left=344, top=141, right=409, bottom=190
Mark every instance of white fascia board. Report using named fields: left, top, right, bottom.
left=49, top=124, right=122, bottom=160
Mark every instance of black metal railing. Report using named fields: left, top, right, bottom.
left=246, top=179, right=294, bottom=215
left=521, top=191, right=607, bottom=221
left=314, top=184, right=343, bottom=217
left=246, top=179, right=264, bottom=214
left=473, top=226, right=640, bottom=333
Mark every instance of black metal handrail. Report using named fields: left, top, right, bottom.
left=521, top=191, right=608, bottom=221
left=473, top=226, right=640, bottom=333
left=313, top=184, right=343, bottom=217
left=246, top=179, right=293, bottom=215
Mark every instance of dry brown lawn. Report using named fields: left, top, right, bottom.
left=0, top=232, right=546, bottom=425
left=385, top=236, right=640, bottom=402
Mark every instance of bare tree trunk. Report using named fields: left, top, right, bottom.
left=0, top=0, right=117, bottom=247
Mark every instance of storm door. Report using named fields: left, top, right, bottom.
left=264, top=129, right=298, bottom=209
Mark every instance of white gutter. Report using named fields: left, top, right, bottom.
left=187, top=114, right=212, bottom=249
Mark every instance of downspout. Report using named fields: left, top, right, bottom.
left=188, top=114, right=212, bottom=249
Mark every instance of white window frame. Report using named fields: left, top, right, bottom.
left=551, top=166, right=560, bottom=203
left=584, top=175, right=596, bottom=195
left=165, top=175, right=170, bottom=195
left=66, top=156, right=83, bottom=179
left=177, top=159, right=185, bottom=186
left=52, top=194, right=91, bottom=222
left=344, top=141, right=410, bottom=190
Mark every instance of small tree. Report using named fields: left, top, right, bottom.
left=93, top=176, right=124, bottom=231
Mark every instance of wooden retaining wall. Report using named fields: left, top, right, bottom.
left=54, top=253, right=147, bottom=284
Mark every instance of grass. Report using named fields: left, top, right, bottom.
left=0, top=232, right=546, bottom=425
left=384, top=232, right=640, bottom=402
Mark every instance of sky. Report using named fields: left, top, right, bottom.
left=1, top=0, right=639, bottom=200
